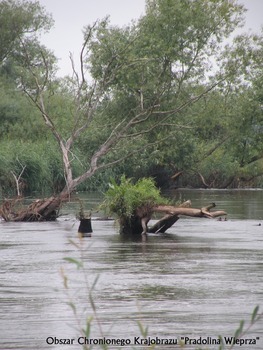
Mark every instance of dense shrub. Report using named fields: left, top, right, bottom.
left=101, top=176, right=169, bottom=219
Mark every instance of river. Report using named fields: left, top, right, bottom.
left=0, top=189, right=262, bottom=349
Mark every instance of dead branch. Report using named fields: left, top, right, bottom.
left=136, top=200, right=227, bottom=235
left=11, top=163, right=26, bottom=196
left=197, top=172, right=210, bottom=188
left=171, top=171, right=183, bottom=181
left=152, top=204, right=226, bottom=218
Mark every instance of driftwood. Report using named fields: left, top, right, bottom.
left=118, top=200, right=227, bottom=235
left=148, top=199, right=192, bottom=234
left=152, top=203, right=226, bottom=218
left=0, top=195, right=67, bottom=222
left=0, top=194, right=227, bottom=239
left=139, top=201, right=227, bottom=235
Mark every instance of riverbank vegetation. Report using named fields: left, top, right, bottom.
left=0, top=0, right=263, bottom=201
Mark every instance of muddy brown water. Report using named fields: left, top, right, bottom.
left=0, top=189, right=263, bottom=349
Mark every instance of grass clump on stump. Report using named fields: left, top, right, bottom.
left=102, top=176, right=169, bottom=235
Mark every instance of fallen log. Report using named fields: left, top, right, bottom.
left=0, top=195, right=68, bottom=222
left=0, top=192, right=227, bottom=238
left=140, top=202, right=227, bottom=235
left=152, top=203, right=227, bottom=218
left=0, top=197, right=22, bottom=221
left=147, top=199, right=191, bottom=234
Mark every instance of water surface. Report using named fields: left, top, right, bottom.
left=0, top=189, right=263, bottom=349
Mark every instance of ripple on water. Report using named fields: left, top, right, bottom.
left=1, top=190, right=263, bottom=349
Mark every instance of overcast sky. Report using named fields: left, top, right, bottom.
left=38, top=0, right=263, bottom=77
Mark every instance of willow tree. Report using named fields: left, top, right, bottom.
left=0, top=0, right=246, bottom=221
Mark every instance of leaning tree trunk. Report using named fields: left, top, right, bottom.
left=148, top=214, right=180, bottom=234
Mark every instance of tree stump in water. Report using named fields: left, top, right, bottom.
left=77, top=205, right=93, bottom=237
left=119, top=216, right=144, bottom=236
left=78, top=218, right=93, bottom=237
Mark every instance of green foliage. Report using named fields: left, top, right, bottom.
left=0, top=140, right=64, bottom=195
left=196, top=147, right=239, bottom=186
left=0, top=0, right=263, bottom=195
left=0, top=78, right=47, bottom=141
left=142, top=0, right=244, bottom=72
left=219, top=305, right=262, bottom=350
left=0, top=0, right=53, bottom=62
left=63, top=257, right=83, bottom=270
left=102, top=176, right=169, bottom=219
left=251, top=305, right=260, bottom=324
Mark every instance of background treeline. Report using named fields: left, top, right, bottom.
left=0, top=0, right=263, bottom=196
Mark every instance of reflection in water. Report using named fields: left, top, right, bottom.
left=0, top=190, right=263, bottom=349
